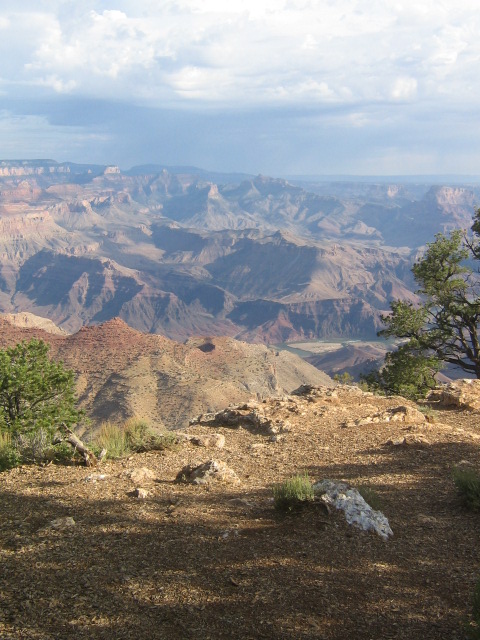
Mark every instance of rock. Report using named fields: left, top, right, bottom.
left=124, top=467, right=156, bottom=484
left=176, top=460, right=240, bottom=485
left=356, top=405, right=425, bottom=426
left=385, top=433, right=430, bottom=446
left=134, top=488, right=148, bottom=499
left=193, top=404, right=289, bottom=437
left=45, top=516, right=76, bottom=531
left=84, top=473, right=108, bottom=483
left=313, top=479, right=393, bottom=540
left=190, top=433, right=226, bottom=448
left=428, top=379, right=480, bottom=411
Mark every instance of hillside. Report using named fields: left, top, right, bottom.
left=0, top=317, right=331, bottom=432
left=1, top=384, right=479, bottom=639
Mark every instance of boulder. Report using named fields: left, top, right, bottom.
left=313, top=479, right=393, bottom=540
left=176, top=460, right=240, bottom=485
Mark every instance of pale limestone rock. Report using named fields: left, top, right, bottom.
left=356, top=405, right=425, bottom=426
left=429, top=379, right=480, bottom=411
left=313, top=480, right=393, bottom=540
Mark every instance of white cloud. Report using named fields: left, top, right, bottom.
left=0, top=1, right=472, bottom=110
left=391, top=77, right=417, bottom=101
left=2, top=1, right=480, bottom=173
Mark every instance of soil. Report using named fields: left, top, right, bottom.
left=1, top=386, right=480, bottom=640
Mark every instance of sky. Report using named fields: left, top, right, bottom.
left=1, top=0, right=480, bottom=176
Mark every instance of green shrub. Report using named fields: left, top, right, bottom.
left=0, top=339, right=82, bottom=438
left=273, top=473, right=314, bottom=512
left=453, top=466, right=480, bottom=511
left=0, top=432, right=21, bottom=472
left=51, top=441, right=77, bottom=465
left=333, top=372, right=354, bottom=384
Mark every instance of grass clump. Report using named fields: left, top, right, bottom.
left=273, top=473, right=314, bottom=512
left=453, top=466, right=480, bottom=511
left=94, top=421, right=130, bottom=459
left=93, top=418, right=180, bottom=459
left=124, top=418, right=179, bottom=453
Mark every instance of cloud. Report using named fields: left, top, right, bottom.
left=1, top=1, right=480, bottom=174
left=0, top=1, right=474, bottom=110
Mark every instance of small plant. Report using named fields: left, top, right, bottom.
left=453, top=466, right=480, bottom=511
left=14, top=428, right=52, bottom=463
left=358, top=485, right=382, bottom=511
left=51, top=441, right=77, bottom=465
left=0, top=432, right=21, bottom=472
left=94, top=421, right=130, bottom=459
left=273, top=473, right=314, bottom=512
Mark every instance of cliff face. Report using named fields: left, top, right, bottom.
left=0, top=159, right=477, bottom=342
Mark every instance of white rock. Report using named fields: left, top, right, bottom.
left=313, top=480, right=393, bottom=540
left=47, top=516, right=76, bottom=530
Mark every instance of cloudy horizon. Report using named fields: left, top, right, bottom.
left=1, top=1, right=480, bottom=177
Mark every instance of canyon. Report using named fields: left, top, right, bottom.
left=0, top=159, right=478, bottom=376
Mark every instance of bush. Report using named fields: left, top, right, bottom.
left=0, top=432, right=21, bottom=472
left=0, top=339, right=82, bottom=438
left=273, top=473, right=314, bottom=512
left=333, top=372, right=354, bottom=384
left=453, top=466, right=480, bottom=511
left=14, top=428, right=52, bottom=463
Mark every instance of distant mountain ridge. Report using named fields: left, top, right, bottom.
left=0, top=159, right=478, bottom=344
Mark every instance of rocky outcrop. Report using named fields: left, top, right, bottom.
left=429, top=379, right=480, bottom=411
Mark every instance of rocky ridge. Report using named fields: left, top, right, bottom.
left=0, top=316, right=332, bottom=432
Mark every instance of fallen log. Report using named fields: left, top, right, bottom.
left=59, top=423, right=102, bottom=467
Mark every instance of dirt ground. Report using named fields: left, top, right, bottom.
left=1, top=386, right=479, bottom=640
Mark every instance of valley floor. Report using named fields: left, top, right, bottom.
left=1, top=386, right=479, bottom=639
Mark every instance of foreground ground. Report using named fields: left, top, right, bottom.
left=1, top=386, right=479, bottom=639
